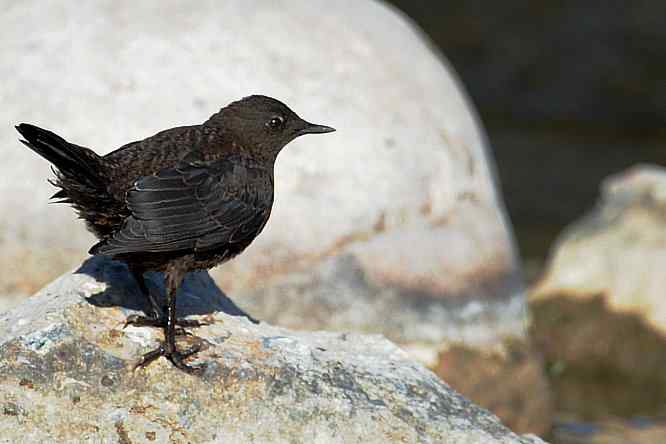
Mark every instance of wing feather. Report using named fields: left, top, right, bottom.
left=90, top=159, right=270, bottom=256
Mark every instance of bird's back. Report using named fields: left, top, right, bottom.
left=102, top=125, right=207, bottom=200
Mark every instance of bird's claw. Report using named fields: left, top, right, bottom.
left=133, top=341, right=206, bottom=375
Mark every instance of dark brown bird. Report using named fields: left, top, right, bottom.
left=16, top=95, right=335, bottom=373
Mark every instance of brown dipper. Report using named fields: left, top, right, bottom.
left=16, top=95, right=335, bottom=373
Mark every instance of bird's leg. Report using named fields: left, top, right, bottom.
left=123, top=316, right=207, bottom=334
left=129, top=266, right=163, bottom=319
left=125, top=266, right=209, bottom=333
left=134, top=263, right=205, bottom=374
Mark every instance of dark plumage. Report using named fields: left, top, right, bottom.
left=16, top=95, right=335, bottom=373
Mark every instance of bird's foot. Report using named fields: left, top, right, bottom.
left=123, top=314, right=209, bottom=335
left=133, top=340, right=206, bottom=375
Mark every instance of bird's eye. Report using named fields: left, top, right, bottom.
left=267, top=116, right=285, bottom=131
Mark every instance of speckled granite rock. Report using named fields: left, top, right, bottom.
left=0, top=257, right=547, bottom=444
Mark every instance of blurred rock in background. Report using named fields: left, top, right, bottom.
left=551, top=417, right=666, bottom=444
left=387, top=0, right=666, bottom=268
left=531, top=165, right=666, bottom=423
left=381, top=3, right=666, bottom=441
left=435, top=340, right=552, bottom=434
left=0, top=0, right=549, bottom=436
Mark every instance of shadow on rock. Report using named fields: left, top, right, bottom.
left=75, top=255, right=257, bottom=323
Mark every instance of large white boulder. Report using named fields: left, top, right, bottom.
left=1, top=0, right=523, bottom=350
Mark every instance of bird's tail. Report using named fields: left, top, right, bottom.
left=15, top=123, right=106, bottom=201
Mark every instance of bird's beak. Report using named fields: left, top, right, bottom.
left=298, top=122, right=336, bottom=135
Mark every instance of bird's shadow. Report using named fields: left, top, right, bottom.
left=76, top=255, right=257, bottom=323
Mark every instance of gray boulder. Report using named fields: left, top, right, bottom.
left=0, top=257, right=546, bottom=444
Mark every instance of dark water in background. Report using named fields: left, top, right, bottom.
left=386, top=0, right=666, bottom=262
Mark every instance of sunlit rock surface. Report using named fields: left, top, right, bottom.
left=0, top=257, right=547, bottom=444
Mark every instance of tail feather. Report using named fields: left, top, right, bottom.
left=16, top=123, right=103, bottom=191
left=16, top=123, right=126, bottom=239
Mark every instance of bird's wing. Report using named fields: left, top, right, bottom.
left=90, top=159, right=270, bottom=255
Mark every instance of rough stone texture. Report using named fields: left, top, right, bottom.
left=236, top=254, right=553, bottom=434
left=0, top=257, right=547, bottom=444
left=531, top=164, right=666, bottom=419
left=1, top=0, right=523, bottom=345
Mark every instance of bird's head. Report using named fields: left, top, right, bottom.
left=207, top=95, right=335, bottom=159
